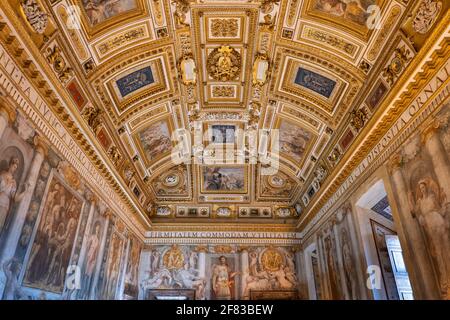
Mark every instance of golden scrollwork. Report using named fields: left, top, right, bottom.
left=212, top=86, right=235, bottom=97
left=172, top=0, right=192, bottom=28
left=421, top=119, right=442, bottom=144
left=387, top=153, right=404, bottom=174
left=46, top=45, right=72, bottom=83
left=81, top=105, right=102, bottom=133
left=213, top=245, right=234, bottom=254
left=382, top=46, right=412, bottom=86
left=210, top=19, right=239, bottom=38
left=107, top=145, right=122, bottom=166
left=0, top=103, right=16, bottom=124
left=349, top=108, right=368, bottom=131
left=33, top=135, right=49, bottom=156
left=58, top=161, right=81, bottom=190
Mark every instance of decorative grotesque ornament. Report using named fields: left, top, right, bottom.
left=328, top=147, right=342, bottom=164
left=107, top=146, right=121, bottom=166
left=314, top=165, right=327, bottom=182
left=413, top=0, right=442, bottom=34
left=382, top=46, right=412, bottom=86
left=46, top=46, right=73, bottom=83
left=349, top=108, right=368, bottom=131
left=20, top=0, right=48, bottom=34
left=81, top=106, right=102, bottom=133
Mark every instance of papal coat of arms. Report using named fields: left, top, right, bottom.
left=206, top=46, right=241, bottom=82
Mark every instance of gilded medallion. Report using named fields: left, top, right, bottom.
left=163, top=245, right=184, bottom=270
left=261, top=248, right=284, bottom=272
left=206, top=46, right=241, bottom=82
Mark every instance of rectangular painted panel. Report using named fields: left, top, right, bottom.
left=116, top=67, right=154, bottom=98
left=294, top=68, right=336, bottom=98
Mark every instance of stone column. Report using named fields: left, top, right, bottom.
left=0, top=136, right=47, bottom=262
left=0, top=110, right=9, bottom=139
left=388, top=154, right=439, bottom=299
left=422, top=121, right=450, bottom=203
left=344, top=202, right=368, bottom=299
left=195, top=245, right=207, bottom=279
left=238, top=246, right=249, bottom=299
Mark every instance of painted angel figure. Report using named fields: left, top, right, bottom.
left=408, top=177, right=450, bottom=298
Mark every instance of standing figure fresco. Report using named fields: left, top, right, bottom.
left=0, top=157, right=28, bottom=235
left=211, top=256, right=239, bottom=300
left=78, top=219, right=103, bottom=300
left=124, top=236, right=142, bottom=298
left=102, top=232, right=124, bottom=300
left=409, top=177, right=450, bottom=297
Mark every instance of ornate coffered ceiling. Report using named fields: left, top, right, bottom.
left=5, top=0, right=449, bottom=228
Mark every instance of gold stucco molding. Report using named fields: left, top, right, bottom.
left=298, top=12, right=450, bottom=233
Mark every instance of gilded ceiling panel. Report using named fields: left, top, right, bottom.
left=5, top=0, right=433, bottom=227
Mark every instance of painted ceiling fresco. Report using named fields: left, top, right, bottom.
left=11, top=0, right=447, bottom=226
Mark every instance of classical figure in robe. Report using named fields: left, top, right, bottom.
left=212, top=256, right=238, bottom=300
left=409, top=177, right=450, bottom=298
left=25, top=191, right=67, bottom=284
left=79, top=222, right=101, bottom=299
left=105, top=235, right=121, bottom=299
left=340, top=228, right=358, bottom=299
left=0, top=157, right=28, bottom=234
left=324, top=236, right=342, bottom=299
